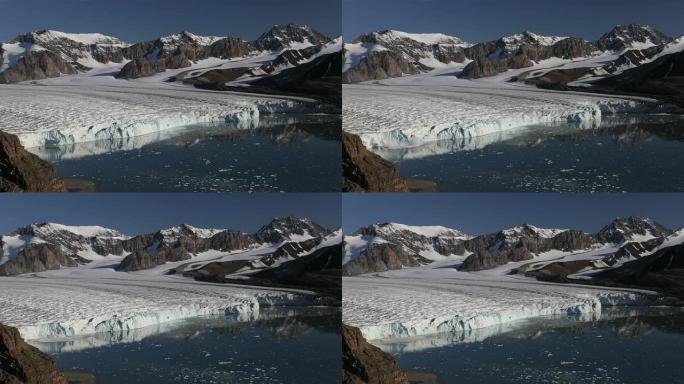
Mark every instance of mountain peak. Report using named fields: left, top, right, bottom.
left=12, top=30, right=127, bottom=47
left=501, top=31, right=568, bottom=47
left=358, top=29, right=468, bottom=47
left=598, top=216, right=673, bottom=243
left=255, top=23, right=331, bottom=51
left=256, top=216, right=330, bottom=243
left=597, top=24, right=673, bottom=51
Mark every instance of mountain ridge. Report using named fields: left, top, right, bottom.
left=0, top=216, right=336, bottom=276
left=343, top=24, right=680, bottom=82
left=343, top=216, right=680, bottom=275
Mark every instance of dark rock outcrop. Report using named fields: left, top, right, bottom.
left=248, top=51, right=342, bottom=106
left=0, top=243, right=76, bottom=276
left=0, top=131, right=66, bottom=192
left=342, top=324, right=408, bottom=384
left=597, top=216, right=673, bottom=244
left=342, top=50, right=418, bottom=83
left=254, top=23, right=331, bottom=51
left=596, top=24, right=673, bottom=52
left=593, top=50, right=684, bottom=108
left=592, top=242, right=684, bottom=300
left=0, top=50, right=77, bottom=83
left=0, top=322, right=67, bottom=384
left=343, top=243, right=417, bottom=275
left=255, top=216, right=331, bottom=244
left=459, top=228, right=596, bottom=271
left=460, top=35, right=596, bottom=79
left=117, top=227, right=254, bottom=272
left=342, top=131, right=409, bottom=192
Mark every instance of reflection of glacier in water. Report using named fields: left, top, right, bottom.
left=380, top=114, right=684, bottom=192
left=29, top=114, right=337, bottom=161
left=382, top=306, right=684, bottom=384
left=32, top=306, right=338, bottom=354
left=30, top=114, right=341, bottom=192
left=374, top=306, right=683, bottom=353
left=374, top=114, right=683, bottom=161
left=41, top=307, right=341, bottom=384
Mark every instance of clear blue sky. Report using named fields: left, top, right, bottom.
left=343, top=0, right=684, bottom=42
left=0, top=0, right=340, bottom=43
left=343, top=193, right=684, bottom=235
left=0, top=193, right=340, bottom=235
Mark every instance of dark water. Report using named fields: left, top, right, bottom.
left=383, top=114, right=684, bottom=192
left=40, top=307, right=341, bottom=384
left=384, top=307, right=684, bottom=384
left=33, top=114, right=341, bottom=192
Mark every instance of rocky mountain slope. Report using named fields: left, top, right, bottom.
left=0, top=217, right=336, bottom=277
left=0, top=131, right=66, bottom=192
left=0, top=322, right=67, bottom=384
left=343, top=24, right=680, bottom=83
left=343, top=216, right=677, bottom=275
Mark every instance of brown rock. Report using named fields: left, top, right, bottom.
left=342, top=131, right=409, bottom=192
left=0, top=322, right=67, bottom=384
left=0, top=130, right=66, bottom=192
left=342, top=324, right=409, bottom=384
left=0, top=51, right=77, bottom=83
left=342, top=50, right=418, bottom=83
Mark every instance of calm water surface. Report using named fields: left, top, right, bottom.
left=32, top=114, right=340, bottom=192
left=382, top=307, right=684, bottom=384
left=381, top=114, right=684, bottom=192
left=37, top=307, right=341, bottom=384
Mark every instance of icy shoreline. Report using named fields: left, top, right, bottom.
left=0, top=82, right=313, bottom=149
left=0, top=273, right=315, bottom=341
left=357, top=291, right=651, bottom=341
left=17, top=292, right=312, bottom=341
left=343, top=274, right=658, bottom=342
left=343, top=83, right=671, bottom=150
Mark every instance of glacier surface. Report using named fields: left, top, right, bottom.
left=0, top=270, right=313, bottom=341
left=343, top=61, right=672, bottom=150
left=0, top=72, right=315, bottom=149
left=343, top=267, right=657, bottom=342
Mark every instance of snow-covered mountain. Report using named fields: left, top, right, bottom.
left=343, top=216, right=678, bottom=275
left=343, top=24, right=680, bottom=82
left=343, top=29, right=470, bottom=82
left=0, top=216, right=337, bottom=276
left=0, top=23, right=339, bottom=84
left=596, top=24, right=674, bottom=51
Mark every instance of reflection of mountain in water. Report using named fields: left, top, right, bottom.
left=376, top=306, right=684, bottom=354
left=29, top=114, right=341, bottom=161
left=32, top=306, right=339, bottom=354
left=377, top=114, right=684, bottom=161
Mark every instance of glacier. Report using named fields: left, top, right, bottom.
left=343, top=270, right=658, bottom=342
left=344, top=81, right=668, bottom=150
left=0, top=76, right=316, bottom=149
left=0, top=271, right=315, bottom=341
left=343, top=56, right=675, bottom=150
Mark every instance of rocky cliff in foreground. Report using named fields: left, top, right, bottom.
left=342, top=324, right=408, bottom=384
left=0, top=131, right=66, bottom=192
left=342, top=131, right=409, bottom=192
left=0, top=322, right=67, bottom=384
